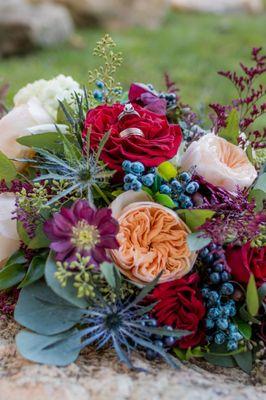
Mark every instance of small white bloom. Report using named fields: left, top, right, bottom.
left=14, top=75, right=82, bottom=120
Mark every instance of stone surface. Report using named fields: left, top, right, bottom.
left=0, top=0, right=74, bottom=57
left=0, top=319, right=266, bottom=400
left=28, top=0, right=169, bottom=29
left=170, top=0, right=263, bottom=13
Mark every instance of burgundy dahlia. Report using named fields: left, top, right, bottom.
left=44, top=200, right=119, bottom=265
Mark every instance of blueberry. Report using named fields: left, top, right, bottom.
left=216, top=318, right=229, bottom=330
left=180, top=199, right=193, bottom=209
left=179, top=172, right=191, bottom=183
left=154, top=340, right=164, bottom=348
left=124, top=173, right=137, bottom=183
left=214, top=332, right=226, bottom=345
left=227, top=340, right=238, bottom=352
left=93, top=89, right=103, bottom=101
left=159, top=184, right=172, bottom=195
left=131, top=162, right=145, bottom=175
left=164, top=336, right=176, bottom=347
left=141, top=174, right=155, bottom=187
left=148, top=167, right=156, bottom=174
left=229, top=332, right=243, bottom=342
left=221, top=271, right=229, bottom=282
left=201, top=288, right=210, bottom=298
left=210, top=272, right=220, bottom=284
left=208, top=291, right=220, bottom=304
left=222, top=305, right=231, bottom=316
left=164, top=325, right=173, bottom=331
left=122, top=160, right=132, bottom=172
left=228, top=323, right=238, bottom=333
left=205, top=318, right=215, bottom=329
left=173, top=200, right=180, bottom=208
left=171, top=179, right=183, bottom=193
left=221, top=283, right=234, bottom=296
left=204, top=253, right=214, bottom=265
left=208, top=243, right=217, bottom=251
left=147, top=319, right=157, bottom=327
left=213, top=263, right=224, bottom=272
left=200, top=248, right=209, bottom=259
left=178, top=193, right=190, bottom=203
left=228, top=305, right=236, bottom=317
left=146, top=349, right=157, bottom=360
left=123, top=183, right=131, bottom=191
left=208, top=307, right=221, bottom=319
left=131, top=180, right=142, bottom=191
left=185, top=181, right=199, bottom=194
left=96, top=80, right=104, bottom=89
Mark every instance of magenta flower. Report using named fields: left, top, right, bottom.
left=44, top=200, right=119, bottom=265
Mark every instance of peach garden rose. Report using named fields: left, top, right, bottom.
left=181, top=133, right=257, bottom=193
left=110, top=191, right=196, bottom=285
left=0, top=193, right=20, bottom=265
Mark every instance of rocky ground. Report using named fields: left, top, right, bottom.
left=0, top=319, right=265, bottom=400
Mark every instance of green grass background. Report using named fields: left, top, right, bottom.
left=0, top=11, right=265, bottom=116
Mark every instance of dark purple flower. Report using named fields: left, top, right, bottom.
left=44, top=200, right=119, bottom=265
left=128, top=83, right=167, bottom=115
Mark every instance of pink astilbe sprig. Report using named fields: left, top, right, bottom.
left=194, top=175, right=266, bottom=245
left=210, top=47, right=266, bottom=150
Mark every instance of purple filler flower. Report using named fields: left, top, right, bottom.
left=44, top=200, right=119, bottom=265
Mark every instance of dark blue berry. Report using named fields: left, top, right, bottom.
left=124, top=173, right=137, bottom=183
left=146, top=349, right=157, bottom=360
left=171, top=179, right=183, bottom=193
left=147, top=319, right=157, bottom=327
left=208, top=307, right=221, bottom=319
left=216, top=318, right=229, bottom=331
left=179, top=172, right=191, bottom=183
left=213, top=263, right=224, bottom=272
left=227, top=340, right=238, bottom=352
left=131, top=180, right=142, bottom=191
left=221, top=271, right=229, bottom=282
left=214, top=332, right=226, bottom=345
left=93, top=89, right=103, bottom=101
left=96, top=80, right=104, bottom=89
left=164, top=336, right=176, bottom=347
left=201, top=288, right=210, bottom=298
left=208, top=291, right=220, bottom=304
left=123, top=183, right=131, bottom=191
left=228, top=323, right=238, bottom=333
left=122, top=160, right=132, bottom=172
left=181, top=199, right=193, bottom=209
left=131, top=162, right=145, bottom=175
left=229, top=332, right=243, bottom=342
left=160, top=184, right=172, bottom=195
left=210, top=272, right=220, bottom=284
left=141, top=174, right=155, bottom=187
left=205, top=318, right=215, bottom=329
left=185, top=181, right=199, bottom=194
left=221, top=283, right=234, bottom=296
left=200, top=248, right=209, bottom=259
left=228, top=305, right=236, bottom=317
left=204, top=253, right=214, bottom=265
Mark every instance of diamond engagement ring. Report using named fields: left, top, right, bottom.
left=118, top=103, right=140, bottom=121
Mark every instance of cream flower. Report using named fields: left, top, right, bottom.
left=14, top=75, right=82, bottom=119
left=110, top=191, right=196, bottom=285
left=0, top=193, right=20, bottom=265
left=181, top=133, right=257, bottom=192
left=0, top=98, right=52, bottom=170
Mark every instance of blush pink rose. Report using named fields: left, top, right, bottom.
left=0, top=193, right=20, bottom=265
left=181, top=133, right=257, bottom=192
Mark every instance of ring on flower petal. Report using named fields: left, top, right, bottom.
left=118, top=103, right=140, bottom=120
left=119, top=127, right=144, bottom=139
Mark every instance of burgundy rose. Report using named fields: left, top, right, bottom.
left=226, top=242, right=266, bottom=286
left=44, top=200, right=119, bottom=265
left=83, top=103, right=182, bottom=172
left=149, top=273, right=206, bottom=349
left=128, top=83, right=167, bottom=115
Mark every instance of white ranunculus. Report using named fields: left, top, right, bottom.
left=0, top=193, right=20, bottom=265
left=14, top=74, right=82, bottom=119
left=0, top=97, right=52, bottom=170
left=181, top=133, right=257, bottom=192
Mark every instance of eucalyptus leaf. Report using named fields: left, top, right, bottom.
left=187, top=231, right=211, bottom=251
left=0, top=150, right=17, bottom=183
left=249, top=173, right=266, bottom=211
left=4, top=250, right=26, bottom=267
left=218, top=109, right=239, bottom=145
left=100, top=262, right=121, bottom=289
left=18, top=256, right=46, bottom=288
left=16, top=329, right=81, bottom=366
left=154, top=193, right=175, bottom=208
left=17, top=132, right=71, bottom=153
left=0, top=263, right=26, bottom=290
left=45, top=252, right=88, bottom=308
left=246, top=274, right=259, bottom=316
left=15, top=280, right=85, bottom=335
left=233, top=351, right=253, bottom=374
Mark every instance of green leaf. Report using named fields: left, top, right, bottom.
left=157, top=161, right=177, bottom=181
left=45, top=252, right=88, bottom=308
left=28, top=224, right=50, bottom=249
left=4, top=250, right=26, bottom=267
left=100, top=262, right=121, bottom=289
left=219, top=109, right=240, bottom=145
left=15, top=280, right=84, bottom=335
left=187, top=231, right=211, bottom=251
left=17, top=132, right=71, bottom=153
left=18, top=256, right=46, bottom=288
left=204, top=353, right=236, bottom=368
left=235, top=318, right=252, bottom=340
left=246, top=274, right=259, bottom=316
left=233, top=351, right=253, bottom=374
left=17, top=221, right=31, bottom=245
left=16, top=329, right=81, bottom=366
left=173, top=347, right=187, bottom=361
left=0, top=150, right=17, bottom=183
left=176, top=209, right=215, bottom=232
left=249, top=173, right=266, bottom=211
left=154, top=193, right=176, bottom=208
left=0, top=263, right=26, bottom=290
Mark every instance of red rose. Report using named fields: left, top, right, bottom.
left=83, top=103, right=182, bottom=171
left=149, top=273, right=206, bottom=349
left=226, top=242, right=266, bottom=286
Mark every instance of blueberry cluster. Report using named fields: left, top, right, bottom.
left=141, top=316, right=176, bottom=361
left=93, top=80, right=122, bottom=102
left=199, top=244, right=243, bottom=352
left=179, top=121, right=207, bottom=143
left=159, top=171, right=199, bottom=209
left=122, top=160, right=156, bottom=191
left=158, top=92, right=177, bottom=109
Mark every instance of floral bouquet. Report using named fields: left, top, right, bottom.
left=0, top=35, right=265, bottom=380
